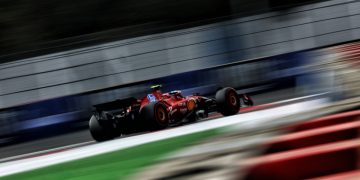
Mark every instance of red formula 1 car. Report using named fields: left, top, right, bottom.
left=89, top=85, right=253, bottom=141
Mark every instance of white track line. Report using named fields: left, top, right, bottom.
left=269, top=92, right=330, bottom=104
left=0, top=141, right=93, bottom=163
left=0, top=98, right=328, bottom=177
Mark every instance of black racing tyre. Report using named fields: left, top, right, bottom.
left=187, top=111, right=197, bottom=123
left=216, top=87, right=240, bottom=116
left=89, top=115, right=117, bottom=142
left=141, top=102, right=169, bottom=130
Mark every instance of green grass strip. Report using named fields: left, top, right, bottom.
left=2, top=129, right=221, bottom=180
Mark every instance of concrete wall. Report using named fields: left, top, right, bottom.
left=0, top=0, right=359, bottom=108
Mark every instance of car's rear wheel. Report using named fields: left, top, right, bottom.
left=89, top=115, right=118, bottom=142
left=216, top=87, right=240, bottom=116
left=141, top=102, right=169, bottom=130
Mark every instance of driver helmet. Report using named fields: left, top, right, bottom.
left=150, top=84, right=162, bottom=94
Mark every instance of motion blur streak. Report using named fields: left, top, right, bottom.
left=0, top=99, right=327, bottom=177
left=0, top=0, right=359, bottom=179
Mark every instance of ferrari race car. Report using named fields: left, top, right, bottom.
left=89, top=85, right=253, bottom=141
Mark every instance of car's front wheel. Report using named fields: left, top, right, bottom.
left=216, top=87, right=240, bottom=116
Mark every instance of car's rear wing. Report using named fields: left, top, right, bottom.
left=93, top=97, right=138, bottom=111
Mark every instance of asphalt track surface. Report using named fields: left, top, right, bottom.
left=0, top=88, right=300, bottom=160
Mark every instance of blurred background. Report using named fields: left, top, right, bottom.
left=0, top=0, right=359, bottom=149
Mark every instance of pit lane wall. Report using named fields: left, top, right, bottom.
left=0, top=0, right=359, bottom=109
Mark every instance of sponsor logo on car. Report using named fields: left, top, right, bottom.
left=170, top=108, right=178, bottom=115
left=180, top=108, right=187, bottom=113
left=147, top=94, right=157, bottom=102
